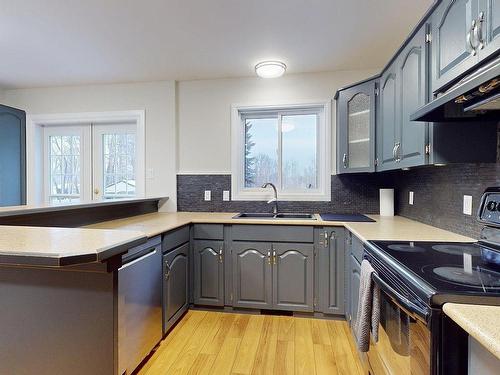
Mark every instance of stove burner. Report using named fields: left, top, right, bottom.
left=387, top=244, right=426, bottom=253
left=432, top=244, right=481, bottom=256
left=423, top=265, right=500, bottom=288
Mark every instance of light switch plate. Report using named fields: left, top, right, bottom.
left=223, top=190, right=230, bottom=201
left=204, top=190, right=211, bottom=201
left=463, top=195, right=473, bottom=215
left=409, top=191, right=414, bottom=205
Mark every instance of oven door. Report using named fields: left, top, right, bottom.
left=368, top=273, right=431, bottom=375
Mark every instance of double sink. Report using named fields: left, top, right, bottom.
left=233, top=212, right=316, bottom=220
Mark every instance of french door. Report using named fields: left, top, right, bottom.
left=43, top=123, right=140, bottom=204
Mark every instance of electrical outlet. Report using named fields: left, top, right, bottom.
left=223, top=190, right=230, bottom=201
left=463, top=195, right=473, bottom=215
left=409, top=191, right=414, bottom=205
left=204, top=190, right=211, bottom=201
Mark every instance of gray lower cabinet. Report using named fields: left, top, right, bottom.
left=273, top=243, right=314, bottom=312
left=349, top=254, right=362, bottom=329
left=231, top=241, right=314, bottom=312
left=163, top=242, right=189, bottom=334
left=193, top=240, right=224, bottom=306
left=232, top=241, right=273, bottom=309
left=318, top=228, right=345, bottom=315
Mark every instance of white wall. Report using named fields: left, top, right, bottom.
left=2, top=81, right=177, bottom=211
left=177, top=69, right=378, bottom=174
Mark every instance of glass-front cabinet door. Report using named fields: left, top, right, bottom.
left=336, top=78, right=377, bottom=173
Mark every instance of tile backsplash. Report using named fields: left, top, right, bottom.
left=177, top=174, right=391, bottom=214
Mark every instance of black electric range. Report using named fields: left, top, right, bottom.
left=362, top=187, right=500, bottom=375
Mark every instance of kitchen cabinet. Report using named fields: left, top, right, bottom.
left=0, top=104, right=26, bottom=206
left=193, top=240, right=224, bottom=306
left=317, top=227, right=345, bottom=315
left=377, top=24, right=429, bottom=171
left=349, top=255, right=362, bottom=329
left=232, top=241, right=272, bottom=309
left=336, top=78, right=377, bottom=173
left=273, top=243, right=314, bottom=312
left=163, top=242, right=189, bottom=333
left=431, top=0, right=500, bottom=94
left=345, top=232, right=363, bottom=328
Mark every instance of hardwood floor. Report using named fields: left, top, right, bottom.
left=137, top=310, right=364, bottom=375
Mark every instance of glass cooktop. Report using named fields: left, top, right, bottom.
left=368, top=241, right=500, bottom=295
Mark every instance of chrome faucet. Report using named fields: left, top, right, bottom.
left=262, top=182, right=278, bottom=214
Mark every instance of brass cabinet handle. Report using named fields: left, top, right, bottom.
left=273, top=250, right=277, bottom=265
left=267, top=250, right=271, bottom=265
left=219, top=246, right=223, bottom=263
left=165, top=261, right=171, bottom=279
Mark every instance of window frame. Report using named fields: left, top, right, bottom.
left=231, top=101, right=331, bottom=201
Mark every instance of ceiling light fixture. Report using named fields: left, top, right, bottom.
left=255, top=61, right=287, bottom=78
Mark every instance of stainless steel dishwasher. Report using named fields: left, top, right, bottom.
left=118, top=236, right=162, bottom=374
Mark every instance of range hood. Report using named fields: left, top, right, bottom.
left=411, top=56, right=500, bottom=122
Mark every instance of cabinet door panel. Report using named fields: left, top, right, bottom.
left=0, top=105, right=26, bottom=206
left=377, top=70, right=398, bottom=171
left=319, top=229, right=345, bottom=315
left=163, top=243, right=189, bottom=333
left=193, top=240, right=224, bottom=306
left=350, top=255, right=361, bottom=330
left=479, top=0, right=500, bottom=60
left=337, top=80, right=376, bottom=173
left=432, top=0, right=479, bottom=93
left=273, top=243, right=314, bottom=312
left=232, top=242, right=272, bottom=309
left=398, top=26, right=428, bottom=168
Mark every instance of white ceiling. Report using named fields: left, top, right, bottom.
left=0, top=0, right=433, bottom=89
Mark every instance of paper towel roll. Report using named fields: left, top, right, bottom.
left=380, top=189, right=394, bottom=216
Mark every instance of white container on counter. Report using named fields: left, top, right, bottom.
left=380, top=188, right=394, bottom=216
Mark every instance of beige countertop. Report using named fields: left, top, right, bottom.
left=86, top=212, right=475, bottom=243
left=0, top=225, right=147, bottom=267
left=443, top=303, right=500, bottom=360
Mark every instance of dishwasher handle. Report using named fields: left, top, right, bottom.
left=372, top=273, right=429, bottom=323
left=118, top=249, right=157, bottom=271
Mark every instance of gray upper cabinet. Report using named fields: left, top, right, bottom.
left=193, top=240, right=224, bottom=306
left=480, top=0, right=500, bottom=59
left=431, top=0, right=480, bottom=93
left=318, top=228, right=345, bottom=315
left=163, top=242, right=189, bottom=333
left=378, top=24, right=429, bottom=171
left=377, top=68, right=399, bottom=171
left=273, top=243, right=314, bottom=312
left=397, top=25, right=429, bottom=169
left=232, top=241, right=273, bottom=309
left=0, top=104, right=26, bottom=206
left=336, top=78, right=377, bottom=173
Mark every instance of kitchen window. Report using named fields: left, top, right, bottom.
left=231, top=103, right=331, bottom=201
left=42, top=121, right=144, bottom=204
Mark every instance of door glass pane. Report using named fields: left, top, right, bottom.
left=48, top=135, right=81, bottom=204
left=282, top=114, right=318, bottom=190
left=348, top=93, right=370, bottom=168
left=244, top=117, right=278, bottom=188
left=102, top=133, right=136, bottom=199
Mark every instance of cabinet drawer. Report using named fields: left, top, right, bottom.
left=163, top=226, right=190, bottom=253
left=193, top=224, right=224, bottom=240
left=231, top=225, right=314, bottom=243
left=351, top=235, right=364, bottom=263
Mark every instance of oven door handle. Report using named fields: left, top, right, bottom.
left=372, top=273, right=429, bottom=323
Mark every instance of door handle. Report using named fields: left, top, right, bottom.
left=165, top=260, right=171, bottom=279
left=473, top=11, right=485, bottom=50
left=392, top=143, right=398, bottom=160
left=395, top=142, right=401, bottom=162
left=324, top=231, right=329, bottom=248
left=272, top=250, right=277, bottom=265
left=467, top=19, right=477, bottom=56
left=118, top=249, right=157, bottom=271
left=342, top=153, right=348, bottom=168
left=219, top=246, right=223, bottom=263
left=267, top=250, right=271, bottom=265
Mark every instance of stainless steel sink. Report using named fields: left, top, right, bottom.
left=233, top=213, right=316, bottom=220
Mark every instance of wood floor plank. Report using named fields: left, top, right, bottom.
left=251, top=315, right=279, bottom=375
left=231, top=315, right=265, bottom=375
left=139, top=311, right=365, bottom=375
left=294, top=317, right=316, bottom=375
